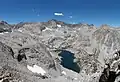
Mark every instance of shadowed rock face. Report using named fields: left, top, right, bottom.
left=108, top=71, right=116, bottom=82
left=0, top=21, right=12, bottom=33
left=17, top=43, right=57, bottom=70
left=99, top=64, right=120, bottom=82
left=58, top=50, right=80, bottom=73
left=0, top=42, right=61, bottom=82
left=0, top=41, right=14, bottom=58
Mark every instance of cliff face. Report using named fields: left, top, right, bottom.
left=0, top=20, right=120, bottom=82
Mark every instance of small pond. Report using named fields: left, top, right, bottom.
left=58, top=50, right=80, bottom=73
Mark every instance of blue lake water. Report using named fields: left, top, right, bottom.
left=58, top=50, right=80, bottom=73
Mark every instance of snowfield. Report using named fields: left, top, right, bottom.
left=27, top=64, right=46, bottom=75
left=57, top=24, right=62, bottom=28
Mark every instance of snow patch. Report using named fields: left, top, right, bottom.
left=104, top=64, right=108, bottom=68
left=74, top=77, right=78, bottom=80
left=61, top=71, right=66, bottom=75
left=114, top=54, right=118, bottom=58
left=45, top=27, right=52, bottom=31
left=0, top=33, right=4, bottom=35
left=4, top=32, right=9, bottom=33
left=57, top=24, right=62, bottom=28
left=42, top=27, right=53, bottom=32
left=0, top=32, right=9, bottom=35
left=0, top=79, right=3, bottom=82
left=18, top=29, right=23, bottom=32
left=27, top=64, right=46, bottom=75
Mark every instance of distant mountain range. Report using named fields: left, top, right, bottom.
left=0, top=19, right=120, bottom=82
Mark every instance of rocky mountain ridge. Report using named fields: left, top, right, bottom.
left=0, top=19, right=120, bottom=82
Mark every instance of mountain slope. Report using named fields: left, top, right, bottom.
left=0, top=20, right=120, bottom=82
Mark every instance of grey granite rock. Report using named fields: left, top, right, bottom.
left=1, top=20, right=120, bottom=82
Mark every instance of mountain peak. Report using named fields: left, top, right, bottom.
left=100, top=24, right=111, bottom=30
left=0, top=20, right=8, bottom=25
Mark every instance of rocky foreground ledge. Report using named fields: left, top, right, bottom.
left=0, top=20, right=120, bottom=82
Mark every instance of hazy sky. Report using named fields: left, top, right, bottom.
left=0, top=0, right=120, bottom=26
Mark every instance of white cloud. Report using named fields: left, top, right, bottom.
left=72, top=22, right=77, bottom=24
left=32, top=8, right=35, bottom=12
left=69, top=16, right=73, bottom=18
left=27, top=64, right=46, bottom=75
left=37, top=14, right=40, bottom=16
left=54, top=13, right=64, bottom=16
